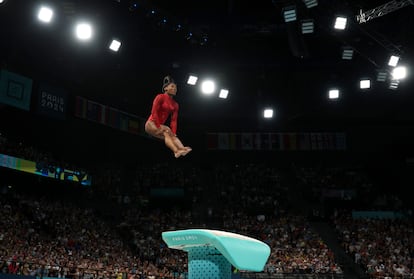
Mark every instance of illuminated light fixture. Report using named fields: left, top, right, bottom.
left=376, top=71, right=388, bottom=82
left=392, top=66, right=407, bottom=80
left=219, top=89, right=229, bottom=99
left=301, top=19, right=314, bottom=34
left=264, top=108, right=274, bottom=119
left=186, top=32, right=193, bottom=40
left=334, top=16, right=347, bottom=30
left=187, top=75, right=198, bottom=85
left=129, top=2, right=138, bottom=11
left=174, top=24, right=182, bottom=32
left=389, top=80, right=399, bottom=90
left=329, top=89, right=339, bottom=99
left=360, top=79, right=371, bottom=89
left=283, top=6, right=297, bottom=22
left=200, top=34, right=208, bottom=46
left=75, top=22, right=93, bottom=40
left=303, top=0, right=318, bottom=8
left=38, top=6, right=54, bottom=23
left=0, top=0, right=5, bottom=4
left=342, top=47, right=354, bottom=60
left=388, top=55, right=400, bottom=67
left=109, top=39, right=121, bottom=52
left=201, top=80, right=215, bottom=95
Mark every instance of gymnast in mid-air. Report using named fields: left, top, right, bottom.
left=145, top=75, right=192, bottom=158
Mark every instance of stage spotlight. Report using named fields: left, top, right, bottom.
left=187, top=75, right=198, bottom=85
left=376, top=70, right=388, bottom=82
left=334, top=16, right=347, bottom=30
left=263, top=108, right=274, bottom=119
left=219, top=89, right=229, bottom=99
left=75, top=22, right=93, bottom=40
left=329, top=89, right=339, bottom=99
left=283, top=6, right=297, bottom=22
left=201, top=80, right=215, bottom=95
left=303, top=0, right=318, bottom=8
left=38, top=6, right=54, bottom=23
left=360, top=79, right=371, bottom=89
left=388, top=55, right=400, bottom=67
left=392, top=66, right=407, bottom=80
left=301, top=19, right=314, bottom=34
left=109, top=39, right=121, bottom=52
left=342, top=47, right=354, bottom=60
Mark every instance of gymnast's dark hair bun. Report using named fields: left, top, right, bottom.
left=162, top=75, right=175, bottom=91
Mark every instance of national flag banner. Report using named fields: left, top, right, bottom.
left=207, top=133, right=218, bottom=150
left=317, top=133, right=324, bottom=150
left=96, top=103, right=107, bottom=124
left=310, top=133, right=318, bottom=150
left=228, top=133, right=238, bottom=150
left=335, top=133, right=346, bottom=150
left=253, top=133, right=261, bottom=150
left=218, top=133, right=229, bottom=150
left=281, top=133, right=297, bottom=150
left=86, top=100, right=100, bottom=122
left=128, top=118, right=140, bottom=134
left=139, top=118, right=147, bottom=136
left=103, top=106, right=110, bottom=125
left=298, top=133, right=310, bottom=150
left=119, top=113, right=129, bottom=131
left=241, top=133, right=253, bottom=150
left=108, top=107, right=120, bottom=128
left=0, top=70, right=32, bottom=111
left=260, top=133, right=271, bottom=150
left=75, top=96, right=87, bottom=119
left=37, top=83, right=68, bottom=120
left=324, top=133, right=334, bottom=150
left=270, top=133, right=281, bottom=150
left=86, top=100, right=106, bottom=124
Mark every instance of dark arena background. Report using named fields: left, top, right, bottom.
left=1, top=0, right=414, bottom=278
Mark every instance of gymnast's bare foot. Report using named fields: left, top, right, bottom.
left=174, top=147, right=192, bottom=158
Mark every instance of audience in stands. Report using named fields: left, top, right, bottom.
left=2, top=134, right=413, bottom=278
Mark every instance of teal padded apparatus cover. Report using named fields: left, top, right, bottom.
left=162, top=229, right=270, bottom=278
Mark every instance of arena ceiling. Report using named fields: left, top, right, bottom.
left=1, top=0, right=414, bottom=133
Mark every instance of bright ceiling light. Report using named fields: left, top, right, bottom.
left=388, top=55, right=400, bottom=67
left=219, top=89, right=229, bottom=99
left=334, top=16, right=347, bottom=30
left=109, top=39, right=121, bottom=51
left=360, top=79, right=371, bottom=89
left=187, top=75, right=198, bottom=85
left=329, top=89, right=339, bottom=99
left=392, top=66, right=407, bottom=80
left=264, top=109, right=274, bottom=118
left=201, top=80, right=215, bottom=95
left=38, top=6, right=54, bottom=23
left=75, top=22, right=93, bottom=40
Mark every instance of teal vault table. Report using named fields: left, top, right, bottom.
left=162, top=229, right=271, bottom=279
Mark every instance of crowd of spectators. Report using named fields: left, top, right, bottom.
left=332, top=211, right=414, bottom=278
left=1, top=132, right=413, bottom=279
left=213, top=163, right=288, bottom=215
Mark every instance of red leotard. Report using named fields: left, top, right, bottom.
left=147, top=93, right=179, bottom=135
